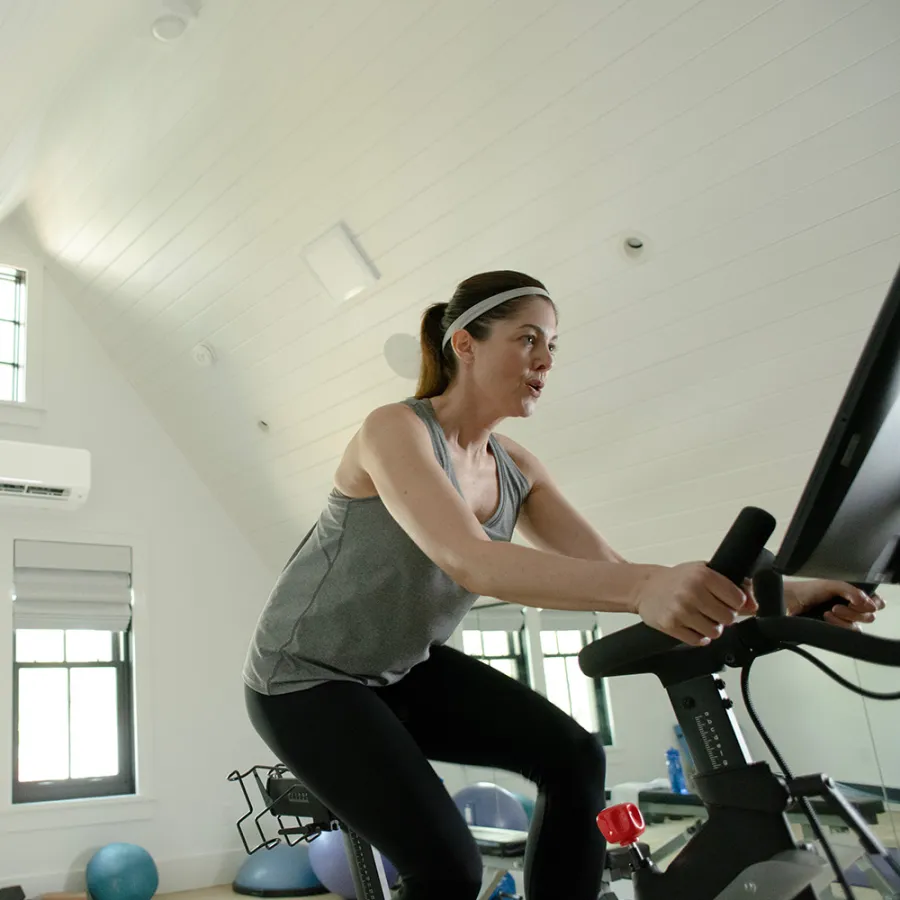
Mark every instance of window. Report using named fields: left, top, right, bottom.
left=0, top=264, right=27, bottom=403
left=13, top=628, right=135, bottom=803
left=456, top=606, right=615, bottom=745
left=462, top=628, right=528, bottom=682
left=460, top=604, right=527, bottom=683
left=540, top=624, right=613, bottom=746
left=11, top=539, right=136, bottom=804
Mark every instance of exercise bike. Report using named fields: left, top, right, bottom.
left=584, top=507, right=900, bottom=900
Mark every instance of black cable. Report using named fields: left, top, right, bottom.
left=782, top=645, right=900, bottom=700
left=740, top=661, right=856, bottom=900
left=783, top=643, right=900, bottom=881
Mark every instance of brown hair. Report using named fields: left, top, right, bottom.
left=415, top=270, right=554, bottom=399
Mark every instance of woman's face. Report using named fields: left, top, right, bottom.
left=469, top=297, right=558, bottom=417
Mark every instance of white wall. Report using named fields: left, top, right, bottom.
left=0, top=220, right=278, bottom=895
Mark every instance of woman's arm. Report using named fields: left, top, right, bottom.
left=357, top=404, right=651, bottom=613
left=358, top=406, right=747, bottom=647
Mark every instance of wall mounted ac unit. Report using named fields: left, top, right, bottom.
left=0, top=440, right=91, bottom=510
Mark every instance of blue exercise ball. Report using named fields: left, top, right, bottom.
left=233, top=842, right=326, bottom=897
left=453, top=783, right=530, bottom=832
left=307, top=829, right=399, bottom=900
left=86, top=843, right=158, bottom=900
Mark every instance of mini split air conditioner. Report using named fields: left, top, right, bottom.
left=0, top=440, right=91, bottom=510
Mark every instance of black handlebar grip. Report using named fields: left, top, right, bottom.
left=706, top=506, right=777, bottom=583
left=578, top=621, right=681, bottom=678
left=579, top=507, right=778, bottom=679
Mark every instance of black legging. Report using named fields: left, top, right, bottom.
left=245, top=644, right=607, bottom=899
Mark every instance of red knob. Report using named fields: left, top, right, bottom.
left=596, top=802, right=646, bottom=845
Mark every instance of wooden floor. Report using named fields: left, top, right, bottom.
left=160, top=808, right=899, bottom=900
left=161, top=888, right=342, bottom=900
left=157, top=874, right=890, bottom=900
left=157, top=877, right=890, bottom=900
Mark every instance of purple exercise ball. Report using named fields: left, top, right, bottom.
left=307, top=829, right=399, bottom=899
left=453, top=782, right=530, bottom=831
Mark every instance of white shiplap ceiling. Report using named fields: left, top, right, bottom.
left=2, top=0, right=899, bottom=571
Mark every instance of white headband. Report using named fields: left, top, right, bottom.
left=441, top=286, right=552, bottom=349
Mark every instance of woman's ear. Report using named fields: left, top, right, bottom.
left=449, top=330, right=477, bottom=365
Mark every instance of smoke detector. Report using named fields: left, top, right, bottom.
left=191, top=342, right=216, bottom=367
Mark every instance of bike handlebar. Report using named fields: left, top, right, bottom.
left=578, top=506, right=900, bottom=681
left=578, top=614, right=900, bottom=680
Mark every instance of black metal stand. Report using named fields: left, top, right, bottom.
left=227, top=765, right=395, bottom=899
left=340, top=827, right=393, bottom=900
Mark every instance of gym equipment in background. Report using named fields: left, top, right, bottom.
left=227, top=763, right=533, bottom=899
left=307, top=829, right=399, bottom=899
left=453, top=782, right=531, bottom=832
left=233, top=840, right=326, bottom=896
left=85, top=843, right=159, bottom=900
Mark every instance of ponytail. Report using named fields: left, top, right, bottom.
left=415, top=302, right=452, bottom=399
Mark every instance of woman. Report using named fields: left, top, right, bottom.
left=243, top=270, right=883, bottom=900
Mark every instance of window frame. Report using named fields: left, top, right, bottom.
left=462, top=626, right=529, bottom=684
left=455, top=606, right=616, bottom=747
left=538, top=624, right=614, bottom=747
left=12, top=627, right=136, bottom=805
left=0, top=247, right=44, bottom=427
left=0, top=265, right=26, bottom=403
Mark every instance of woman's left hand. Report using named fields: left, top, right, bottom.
left=784, top=580, right=885, bottom=629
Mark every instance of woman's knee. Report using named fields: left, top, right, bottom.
left=577, top=730, right=606, bottom=774
left=545, top=728, right=606, bottom=788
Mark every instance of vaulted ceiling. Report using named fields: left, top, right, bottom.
left=2, top=0, right=899, bottom=570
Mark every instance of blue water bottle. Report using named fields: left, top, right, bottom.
left=666, top=747, right=689, bottom=794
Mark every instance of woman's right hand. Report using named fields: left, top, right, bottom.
left=632, top=562, right=757, bottom=646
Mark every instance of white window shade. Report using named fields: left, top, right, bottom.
left=538, top=610, right=599, bottom=632
left=13, top=539, right=133, bottom=631
left=462, top=604, right=525, bottom=632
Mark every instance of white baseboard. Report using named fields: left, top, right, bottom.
left=157, top=849, right=245, bottom=893
left=7, top=849, right=246, bottom=898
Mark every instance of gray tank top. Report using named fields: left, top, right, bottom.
left=242, top=397, right=531, bottom=695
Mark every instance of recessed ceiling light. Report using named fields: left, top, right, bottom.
left=301, top=222, right=379, bottom=303
left=619, top=231, right=650, bottom=261
left=152, top=14, right=188, bottom=42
